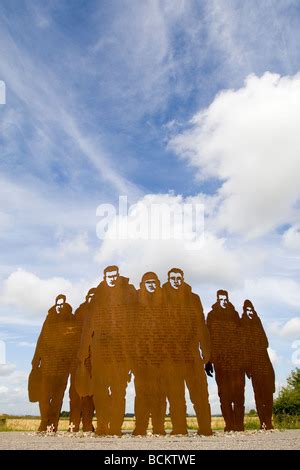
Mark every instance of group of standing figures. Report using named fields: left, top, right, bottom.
left=29, top=266, right=275, bottom=435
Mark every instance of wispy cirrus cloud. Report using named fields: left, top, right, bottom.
left=204, top=0, right=299, bottom=83
left=0, top=15, right=139, bottom=197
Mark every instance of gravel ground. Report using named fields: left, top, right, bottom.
left=0, top=430, right=299, bottom=450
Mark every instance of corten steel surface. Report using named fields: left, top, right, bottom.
left=29, top=266, right=275, bottom=436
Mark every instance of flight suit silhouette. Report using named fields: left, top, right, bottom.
left=241, top=300, right=275, bottom=430
left=69, top=292, right=95, bottom=432
left=133, top=273, right=167, bottom=435
left=30, top=302, right=77, bottom=431
left=80, top=274, right=137, bottom=435
left=162, top=281, right=212, bottom=435
left=207, top=300, right=245, bottom=431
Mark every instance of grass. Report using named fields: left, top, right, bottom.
left=0, top=415, right=268, bottom=432
left=274, top=415, right=300, bottom=429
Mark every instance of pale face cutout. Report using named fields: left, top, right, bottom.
left=246, top=306, right=254, bottom=319
left=218, top=294, right=228, bottom=309
left=105, top=270, right=119, bottom=288
left=55, top=298, right=65, bottom=314
left=169, top=272, right=183, bottom=290
left=145, top=279, right=157, bottom=293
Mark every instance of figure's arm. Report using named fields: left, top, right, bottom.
left=258, top=318, right=269, bottom=348
left=31, top=343, right=41, bottom=368
left=194, top=295, right=211, bottom=363
left=31, top=318, right=48, bottom=368
left=205, top=312, right=215, bottom=371
left=78, top=305, right=94, bottom=362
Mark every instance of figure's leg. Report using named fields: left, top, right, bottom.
left=38, top=378, right=51, bottom=431
left=251, top=373, right=264, bottom=427
left=133, top=368, right=150, bottom=435
left=252, top=372, right=274, bottom=429
left=215, top=367, right=234, bottom=432
left=186, top=359, right=212, bottom=435
left=81, top=396, right=95, bottom=432
left=109, top=365, right=129, bottom=436
left=151, top=399, right=166, bottom=435
left=165, top=363, right=187, bottom=435
left=93, top=381, right=110, bottom=435
left=48, top=376, right=69, bottom=431
left=38, top=401, right=49, bottom=431
left=264, top=364, right=276, bottom=430
left=262, top=368, right=275, bottom=430
left=69, top=373, right=81, bottom=431
left=150, top=382, right=166, bottom=434
left=91, top=359, right=110, bottom=435
left=233, top=370, right=245, bottom=431
left=149, top=366, right=166, bottom=435
left=263, top=392, right=274, bottom=430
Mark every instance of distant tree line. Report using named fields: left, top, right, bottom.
left=273, top=368, right=300, bottom=426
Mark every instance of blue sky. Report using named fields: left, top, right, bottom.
left=0, top=0, right=300, bottom=415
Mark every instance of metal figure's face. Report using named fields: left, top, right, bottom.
left=55, top=298, right=65, bottom=314
left=246, top=306, right=254, bottom=319
left=169, top=272, right=183, bottom=290
left=218, top=294, right=228, bottom=309
left=105, top=270, right=119, bottom=288
left=145, top=279, right=157, bottom=293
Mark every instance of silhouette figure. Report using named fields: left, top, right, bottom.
left=133, top=272, right=167, bottom=435
left=29, top=295, right=77, bottom=431
left=206, top=290, right=245, bottom=432
left=29, top=264, right=277, bottom=437
left=241, top=300, right=275, bottom=430
left=162, top=268, right=212, bottom=435
left=69, top=288, right=96, bottom=432
left=78, top=266, right=137, bottom=436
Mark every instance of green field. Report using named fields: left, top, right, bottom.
left=0, top=415, right=285, bottom=432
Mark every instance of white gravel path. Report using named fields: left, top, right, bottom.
left=0, top=430, right=299, bottom=450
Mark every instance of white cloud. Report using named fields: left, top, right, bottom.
left=0, top=368, right=38, bottom=415
left=0, top=174, right=97, bottom=237
left=282, top=225, right=300, bottom=252
left=0, top=268, right=94, bottom=323
left=57, top=233, right=90, bottom=257
left=268, top=348, right=279, bottom=365
left=237, top=278, right=300, bottom=311
left=170, top=73, right=300, bottom=238
left=17, top=342, right=36, bottom=348
left=270, top=317, right=300, bottom=338
left=0, top=363, right=16, bottom=376
left=1, top=268, right=73, bottom=315
left=95, top=193, right=242, bottom=287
